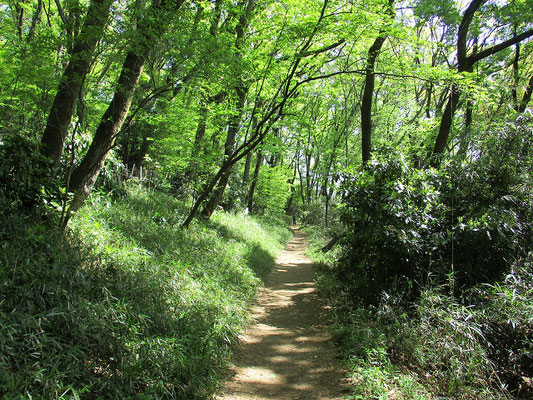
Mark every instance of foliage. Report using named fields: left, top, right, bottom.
left=338, top=136, right=532, bottom=304
left=1, top=0, right=533, bottom=397
left=0, top=185, right=291, bottom=399
left=307, top=115, right=532, bottom=398
left=310, top=233, right=532, bottom=399
left=0, top=134, right=55, bottom=214
left=253, top=165, right=293, bottom=215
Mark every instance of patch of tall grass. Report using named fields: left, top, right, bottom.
left=0, top=184, right=291, bottom=399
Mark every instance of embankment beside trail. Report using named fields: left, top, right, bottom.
left=0, top=185, right=291, bottom=399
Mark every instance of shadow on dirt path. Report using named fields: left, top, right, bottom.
left=216, top=226, right=346, bottom=400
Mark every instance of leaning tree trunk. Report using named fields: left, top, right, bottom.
left=429, top=83, right=462, bottom=166
left=40, top=0, right=114, bottom=168
left=67, top=0, right=184, bottom=214
left=518, top=74, right=533, bottom=113
left=68, top=52, right=145, bottom=212
left=199, top=0, right=255, bottom=219
left=201, top=87, right=247, bottom=219
left=247, top=150, right=263, bottom=213
left=185, top=91, right=226, bottom=183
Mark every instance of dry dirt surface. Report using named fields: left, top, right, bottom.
left=215, top=227, right=346, bottom=400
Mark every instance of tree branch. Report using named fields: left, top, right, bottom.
left=469, top=28, right=533, bottom=64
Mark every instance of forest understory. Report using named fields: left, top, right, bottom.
left=1, top=0, right=532, bottom=398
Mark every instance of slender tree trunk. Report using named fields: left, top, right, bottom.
left=518, top=75, right=533, bottom=113
left=241, top=143, right=253, bottom=204
left=243, top=152, right=252, bottom=185
left=457, top=96, right=474, bottom=158
left=40, top=0, right=113, bottom=168
left=198, top=0, right=255, bottom=219
left=185, top=104, right=208, bottom=182
left=430, top=85, right=461, bottom=166
left=26, top=0, right=43, bottom=43
left=15, top=1, right=24, bottom=40
left=361, top=0, right=393, bottom=165
left=296, top=157, right=306, bottom=206
left=201, top=86, right=247, bottom=218
left=425, top=82, right=433, bottom=118
left=285, top=160, right=297, bottom=214
left=242, top=109, right=260, bottom=204
left=247, top=150, right=263, bottom=212
left=512, top=41, right=520, bottom=111
left=361, top=36, right=386, bottom=165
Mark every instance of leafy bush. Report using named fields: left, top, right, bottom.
left=0, top=134, right=54, bottom=213
left=310, top=125, right=532, bottom=397
left=468, top=254, right=533, bottom=395
left=338, top=155, right=441, bottom=304
left=312, top=249, right=531, bottom=399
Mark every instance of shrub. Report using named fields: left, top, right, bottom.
left=337, top=150, right=531, bottom=304
left=0, top=133, right=54, bottom=214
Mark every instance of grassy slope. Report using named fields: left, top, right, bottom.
left=0, top=186, right=291, bottom=399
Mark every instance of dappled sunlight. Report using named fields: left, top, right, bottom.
left=217, top=228, right=345, bottom=400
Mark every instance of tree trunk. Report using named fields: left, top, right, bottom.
left=68, top=52, right=145, bottom=212
left=198, top=0, right=255, bottom=219
left=361, top=36, right=387, bottom=165
left=285, top=161, right=297, bottom=215
left=243, top=152, right=252, bottom=185
left=40, top=0, right=113, bottom=168
left=518, top=74, right=533, bottom=113
left=67, top=0, right=184, bottom=213
left=430, top=85, right=461, bottom=166
left=185, top=103, right=208, bottom=182
left=512, top=41, right=520, bottom=111
left=361, top=0, right=393, bottom=165
left=430, top=0, right=533, bottom=166
left=247, top=150, right=263, bottom=213
left=201, top=87, right=247, bottom=219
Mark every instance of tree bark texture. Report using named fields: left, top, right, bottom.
left=198, top=0, right=255, bottom=219
left=518, top=75, right=533, bottom=113
left=67, top=0, right=184, bottom=213
left=361, top=0, right=393, bottom=165
left=68, top=51, right=145, bottom=212
left=361, top=35, right=387, bottom=165
left=201, top=87, right=247, bottom=219
left=40, top=0, right=113, bottom=168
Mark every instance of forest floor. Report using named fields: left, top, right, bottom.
left=215, top=227, right=347, bottom=400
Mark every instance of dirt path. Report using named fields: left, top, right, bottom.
left=216, top=227, right=345, bottom=400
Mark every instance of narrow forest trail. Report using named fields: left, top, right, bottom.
left=216, top=227, right=346, bottom=400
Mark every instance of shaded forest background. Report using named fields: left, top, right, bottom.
left=0, top=0, right=532, bottom=398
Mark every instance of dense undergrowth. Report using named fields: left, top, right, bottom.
left=306, top=132, right=533, bottom=399
left=309, top=231, right=532, bottom=400
left=0, top=184, right=291, bottom=399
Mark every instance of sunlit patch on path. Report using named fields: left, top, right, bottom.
left=216, top=227, right=345, bottom=400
